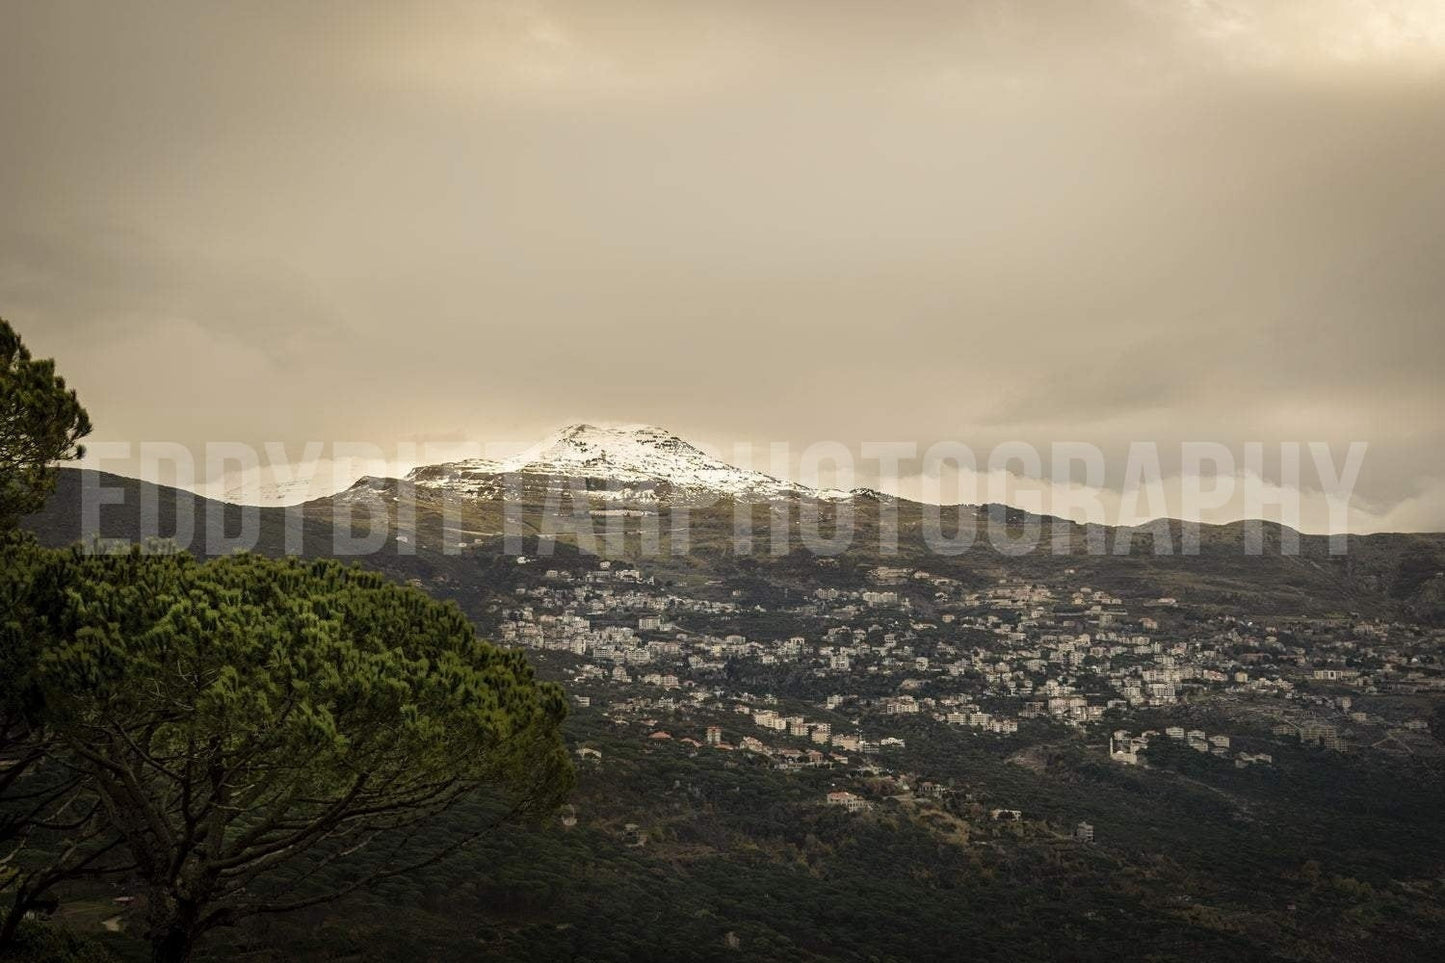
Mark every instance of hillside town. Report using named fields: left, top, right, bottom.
left=489, top=554, right=1445, bottom=816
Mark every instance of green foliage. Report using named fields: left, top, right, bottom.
left=195, top=719, right=1301, bottom=963
left=1, top=531, right=50, bottom=739
left=0, top=319, right=91, bottom=531
left=12, top=548, right=573, bottom=960
left=37, top=549, right=570, bottom=795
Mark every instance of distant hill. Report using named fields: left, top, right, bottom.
left=25, top=467, right=1445, bottom=624
left=21, top=469, right=495, bottom=610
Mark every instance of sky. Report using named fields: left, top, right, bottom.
left=2, top=1, right=1443, bottom=531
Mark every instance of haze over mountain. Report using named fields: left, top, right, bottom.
left=201, top=424, right=831, bottom=508
left=143, top=422, right=1405, bottom=539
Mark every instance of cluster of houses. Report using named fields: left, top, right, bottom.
left=496, top=555, right=1442, bottom=780
left=1109, top=728, right=1273, bottom=768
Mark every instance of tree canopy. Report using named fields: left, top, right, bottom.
left=9, top=548, right=573, bottom=962
left=0, top=318, right=91, bottom=530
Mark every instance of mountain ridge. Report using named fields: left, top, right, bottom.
left=22, top=467, right=1445, bottom=624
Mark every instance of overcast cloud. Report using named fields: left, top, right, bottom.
left=2, top=1, right=1442, bottom=531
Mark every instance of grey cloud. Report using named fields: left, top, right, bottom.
left=1, top=1, right=1441, bottom=529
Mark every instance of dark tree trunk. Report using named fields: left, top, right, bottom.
left=152, top=924, right=199, bottom=963
left=151, top=920, right=202, bottom=963
left=0, top=891, right=25, bottom=949
left=149, top=898, right=203, bottom=963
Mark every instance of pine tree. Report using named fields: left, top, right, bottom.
left=21, top=549, right=572, bottom=963
left=0, top=318, right=91, bottom=530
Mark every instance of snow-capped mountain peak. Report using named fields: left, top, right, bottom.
left=407, top=423, right=816, bottom=502
left=508, top=423, right=732, bottom=478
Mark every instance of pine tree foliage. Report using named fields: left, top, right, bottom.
left=0, top=319, right=91, bottom=530
left=11, top=547, right=572, bottom=961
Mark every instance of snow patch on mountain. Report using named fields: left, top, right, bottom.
left=408, top=424, right=825, bottom=502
